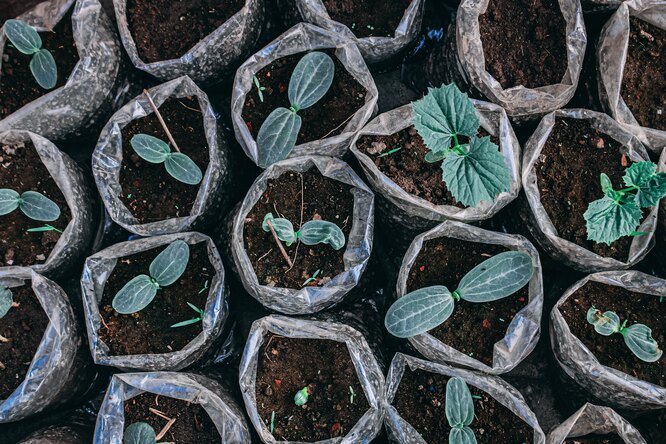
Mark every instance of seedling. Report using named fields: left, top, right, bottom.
left=587, top=307, right=662, bottom=363
left=123, top=422, right=171, bottom=444
left=385, top=251, right=533, bottom=338
left=294, top=386, right=310, bottom=406
left=3, top=19, right=57, bottom=89
left=0, top=189, right=60, bottom=221
left=27, top=224, right=62, bottom=233
left=445, top=377, right=477, bottom=444
left=112, top=240, right=190, bottom=314
left=348, top=386, right=355, bottom=404
left=198, top=280, right=209, bottom=294
left=256, top=52, right=335, bottom=167
left=262, top=213, right=345, bottom=250
left=130, top=134, right=202, bottom=185
left=584, top=161, right=666, bottom=245
left=253, top=75, right=266, bottom=102
left=0, top=286, right=13, bottom=319
left=411, top=84, right=510, bottom=207
left=377, top=147, right=402, bottom=158
left=170, top=302, right=204, bottom=328
left=270, top=411, right=276, bottom=433
left=302, top=269, right=321, bottom=287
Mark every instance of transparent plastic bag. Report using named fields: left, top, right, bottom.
left=0, top=0, right=122, bottom=141
left=19, top=426, right=87, bottom=444
left=384, top=353, right=546, bottom=444
left=597, top=0, right=666, bottom=154
left=92, top=76, right=230, bottom=237
left=394, top=220, right=544, bottom=374
left=94, top=372, right=251, bottom=443
left=231, top=23, right=379, bottom=167
left=521, top=109, right=657, bottom=272
left=239, top=315, right=385, bottom=444
left=550, top=270, right=666, bottom=410
left=80, top=232, right=229, bottom=372
left=230, top=156, right=374, bottom=315
left=0, top=130, right=94, bottom=280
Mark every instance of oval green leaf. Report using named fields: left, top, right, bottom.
left=130, top=134, right=170, bottom=163
left=288, top=51, right=335, bottom=110
left=19, top=191, right=61, bottom=221
left=0, top=286, right=13, bottom=319
left=149, top=240, right=190, bottom=287
left=449, top=426, right=478, bottom=444
left=124, top=422, right=157, bottom=444
left=3, top=19, right=42, bottom=54
left=0, top=188, right=20, bottom=215
left=112, top=274, right=158, bottom=314
left=297, top=220, right=345, bottom=250
left=262, top=213, right=297, bottom=246
left=256, top=107, right=301, bottom=168
left=622, top=323, right=663, bottom=363
left=457, top=251, right=533, bottom=303
left=586, top=308, right=620, bottom=336
left=30, top=48, right=58, bottom=90
left=164, top=152, right=203, bottom=185
left=445, top=377, right=475, bottom=428
left=384, top=286, right=454, bottom=338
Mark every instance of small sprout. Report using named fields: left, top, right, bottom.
left=445, top=377, right=476, bottom=444
left=270, top=410, right=276, bottom=433
left=253, top=75, right=266, bottom=102
left=348, top=386, right=355, bottom=404
left=3, top=19, right=58, bottom=89
left=0, top=286, right=13, bottom=319
left=294, top=386, right=309, bottom=406
left=26, top=224, right=62, bottom=233
left=302, top=269, right=321, bottom=287
left=377, top=147, right=402, bottom=158
left=198, top=279, right=209, bottom=294
left=130, top=134, right=202, bottom=185
left=170, top=302, right=204, bottom=328
left=0, top=188, right=60, bottom=221
left=262, top=213, right=346, bottom=251
left=123, top=422, right=167, bottom=444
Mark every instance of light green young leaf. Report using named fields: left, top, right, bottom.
left=149, top=240, right=190, bottom=286
left=124, top=422, right=156, bottom=444
left=288, top=51, right=335, bottom=110
left=384, top=286, right=454, bottom=338
left=449, top=426, right=478, bottom=444
left=600, top=173, right=614, bottom=198
left=456, top=251, right=533, bottom=303
left=0, top=188, right=20, bottom=215
left=297, top=220, right=346, bottom=250
left=586, top=308, right=620, bottom=336
left=584, top=196, right=642, bottom=245
left=623, top=162, right=666, bottom=208
left=622, top=323, right=663, bottom=363
left=3, top=19, right=42, bottom=54
left=19, top=191, right=61, bottom=221
left=445, top=377, right=475, bottom=428
left=164, top=152, right=203, bottom=185
left=112, top=274, right=158, bottom=314
left=130, top=134, right=170, bottom=163
left=29, top=48, right=57, bottom=89
left=0, top=286, right=13, bottom=319
left=256, top=107, right=301, bottom=168
left=262, top=213, right=297, bottom=246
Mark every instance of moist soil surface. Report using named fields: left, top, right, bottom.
left=564, top=436, right=625, bottom=444
left=560, top=281, right=665, bottom=387
left=535, top=117, right=638, bottom=261
left=124, top=392, right=219, bottom=442
left=321, top=0, right=413, bottom=38
left=0, top=141, right=71, bottom=268
left=255, top=337, right=370, bottom=442
left=406, top=237, right=529, bottom=366
left=126, top=0, right=244, bottom=62
left=478, top=0, right=567, bottom=89
left=0, top=10, right=79, bottom=119
left=119, top=97, right=209, bottom=224
left=356, top=126, right=497, bottom=208
left=621, top=17, right=666, bottom=131
left=0, top=284, right=49, bottom=399
left=393, top=368, right=534, bottom=443
left=242, top=50, right=367, bottom=145
left=98, top=242, right=213, bottom=356
left=243, top=169, right=354, bottom=289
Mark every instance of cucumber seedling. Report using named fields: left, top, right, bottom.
left=123, top=422, right=169, bottom=444
left=263, top=213, right=345, bottom=250
left=445, top=377, right=478, bottom=444
left=0, top=188, right=60, bottom=221
left=3, top=19, right=58, bottom=89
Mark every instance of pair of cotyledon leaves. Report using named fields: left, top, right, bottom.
left=0, top=286, right=12, bottom=319
left=262, top=212, right=346, bottom=251
left=130, top=134, right=203, bottom=185
left=385, top=251, right=533, bottom=338
left=445, top=377, right=478, bottom=444
left=0, top=188, right=61, bottom=221
left=3, top=19, right=58, bottom=89
left=123, top=422, right=161, bottom=444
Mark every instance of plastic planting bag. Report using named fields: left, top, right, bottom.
left=93, top=76, right=230, bottom=237
left=0, top=130, right=94, bottom=279
left=0, top=0, right=122, bottom=141
left=0, top=268, right=85, bottom=423
left=394, top=220, right=544, bottom=374
left=551, top=270, right=666, bottom=410
left=384, top=353, right=546, bottom=444
left=113, top=0, right=264, bottom=84
left=239, top=315, right=385, bottom=443
left=94, top=372, right=251, bottom=443
left=597, top=0, right=666, bottom=154
left=231, top=23, right=379, bottom=167
left=522, top=109, right=657, bottom=272
left=547, top=403, right=647, bottom=444
left=231, top=156, right=374, bottom=314
left=80, top=232, right=229, bottom=371
left=349, top=100, right=521, bottom=232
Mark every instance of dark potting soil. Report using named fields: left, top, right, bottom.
left=406, top=237, right=529, bottom=366
left=564, top=435, right=625, bottom=444
left=321, top=0, right=413, bottom=38
left=97, top=242, right=213, bottom=356
left=356, top=126, right=497, bottom=208
left=242, top=50, right=367, bottom=145
left=621, top=17, right=666, bottom=131
left=478, top=0, right=567, bottom=89
left=124, top=392, right=219, bottom=443
left=243, top=169, right=354, bottom=289
left=535, top=117, right=638, bottom=261
left=393, top=368, right=534, bottom=443
left=0, top=11, right=79, bottom=119
left=255, top=337, right=370, bottom=442
left=126, top=0, right=244, bottom=62
left=119, top=97, right=210, bottom=224
left=0, top=284, right=49, bottom=399
left=560, top=281, right=665, bottom=387
left=0, top=141, right=72, bottom=267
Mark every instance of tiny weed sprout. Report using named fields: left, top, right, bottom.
left=294, top=386, right=310, bottom=406
left=253, top=75, right=266, bottom=102
left=130, top=134, right=203, bottom=185
left=3, top=19, right=58, bottom=89
left=587, top=307, right=662, bottom=363
left=411, top=84, right=510, bottom=207
left=26, top=224, right=62, bottom=233
left=584, top=161, right=666, bottom=245
left=124, top=422, right=166, bottom=444
left=348, top=386, right=355, bottom=404
left=302, top=269, right=321, bottom=287
left=0, top=188, right=60, bottom=221
left=262, top=213, right=345, bottom=250
left=112, top=240, right=190, bottom=315
left=256, top=52, right=335, bottom=167
left=198, top=279, right=209, bottom=294
left=0, top=286, right=13, bottom=319
left=270, top=411, right=276, bottom=433
left=170, top=302, right=204, bottom=328
left=377, top=147, right=402, bottom=158
left=385, top=251, right=533, bottom=338
left=445, top=377, right=477, bottom=444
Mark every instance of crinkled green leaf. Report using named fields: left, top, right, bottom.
left=130, top=134, right=170, bottom=163
left=446, top=377, right=475, bottom=427
left=150, top=240, right=190, bottom=286
left=623, top=161, right=666, bottom=208
left=0, top=188, right=20, bottom=215
left=3, top=19, right=41, bottom=54
left=0, top=286, right=12, bottom=319
left=19, top=191, right=60, bottom=221
left=164, top=152, right=203, bottom=185
left=457, top=251, right=533, bottom=303
left=29, top=48, right=57, bottom=89
left=384, top=286, right=454, bottom=338
left=124, top=422, right=156, bottom=444
left=256, top=107, right=301, bottom=168
left=288, top=51, right=335, bottom=110
left=584, top=196, right=642, bottom=245
left=449, top=426, right=477, bottom=444
left=622, top=323, right=663, bottom=363
left=112, top=274, right=158, bottom=314
left=262, top=213, right=297, bottom=246
left=586, top=308, right=620, bottom=336
left=297, top=220, right=345, bottom=250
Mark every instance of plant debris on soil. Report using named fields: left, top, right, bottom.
left=321, top=0, right=413, bottom=38
left=255, top=337, right=370, bottom=442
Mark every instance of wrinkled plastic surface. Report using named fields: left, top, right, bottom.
left=114, top=0, right=264, bottom=85
left=0, top=130, right=94, bottom=279
left=384, top=353, right=546, bottom=443
left=80, top=232, right=229, bottom=371
left=231, top=156, right=374, bottom=314
left=93, top=76, right=230, bottom=237
left=547, top=403, right=647, bottom=444
left=550, top=270, right=666, bottom=410
left=0, top=0, right=122, bottom=140
left=19, top=426, right=87, bottom=444
left=239, top=315, right=384, bottom=444
left=521, top=109, right=656, bottom=272
left=597, top=0, right=666, bottom=154
left=231, top=23, right=379, bottom=167
left=94, top=372, right=251, bottom=443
